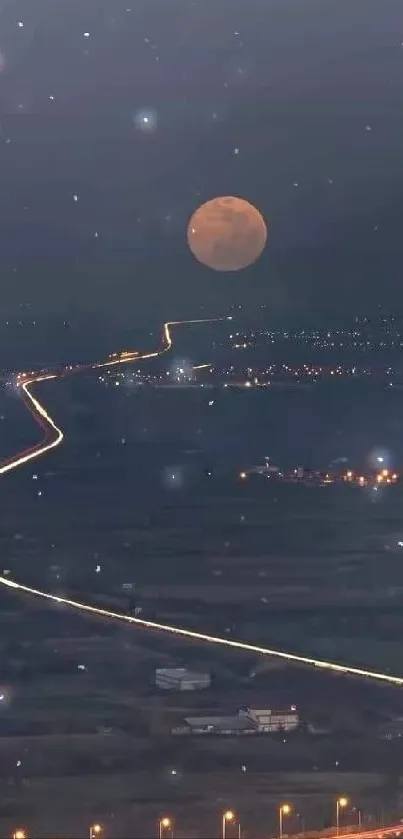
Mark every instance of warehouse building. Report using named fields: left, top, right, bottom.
left=175, top=712, right=255, bottom=735
left=173, top=706, right=299, bottom=735
left=155, top=667, right=211, bottom=691
left=246, top=706, right=299, bottom=732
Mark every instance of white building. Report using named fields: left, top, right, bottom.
left=155, top=667, right=211, bottom=691
left=246, top=707, right=299, bottom=732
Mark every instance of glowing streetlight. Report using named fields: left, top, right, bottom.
left=12, top=831, right=26, bottom=839
left=222, top=810, right=235, bottom=839
left=336, top=797, right=348, bottom=834
left=89, top=825, right=102, bottom=839
left=279, top=804, right=292, bottom=838
left=159, top=816, right=173, bottom=839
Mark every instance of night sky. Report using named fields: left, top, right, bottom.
left=1, top=0, right=403, bottom=329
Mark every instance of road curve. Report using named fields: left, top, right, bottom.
left=1, top=316, right=403, bottom=688
left=0, top=318, right=220, bottom=475
left=328, top=826, right=402, bottom=839
left=0, top=374, right=63, bottom=475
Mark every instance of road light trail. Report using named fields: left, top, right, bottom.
left=0, top=375, right=63, bottom=475
left=0, top=573, right=403, bottom=685
left=2, top=313, right=403, bottom=688
left=1, top=317, right=225, bottom=475
left=329, top=827, right=402, bottom=839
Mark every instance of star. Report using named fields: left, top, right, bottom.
left=133, top=108, right=158, bottom=132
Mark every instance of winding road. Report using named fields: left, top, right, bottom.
left=0, top=317, right=402, bottom=688
left=0, top=318, right=214, bottom=475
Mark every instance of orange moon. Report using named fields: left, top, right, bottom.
left=187, top=196, right=267, bottom=272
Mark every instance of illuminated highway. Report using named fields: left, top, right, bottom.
left=0, top=374, right=63, bottom=476
left=1, top=573, right=403, bottom=686
left=328, top=826, right=403, bottom=839
left=0, top=318, right=219, bottom=475
left=1, top=316, right=403, bottom=689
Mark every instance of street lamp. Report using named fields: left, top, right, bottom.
left=222, top=810, right=235, bottom=839
left=90, top=825, right=102, bottom=839
left=12, top=832, right=26, bottom=839
left=279, top=804, right=291, bottom=838
left=159, top=816, right=173, bottom=839
left=336, top=797, right=348, bottom=835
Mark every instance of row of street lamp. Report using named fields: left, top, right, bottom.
left=156, top=798, right=355, bottom=839
left=221, top=800, right=352, bottom=839
left=10, top=799, right=359, bottom=839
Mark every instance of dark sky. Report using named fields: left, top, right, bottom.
left=1, top=0, right=403, bottom=329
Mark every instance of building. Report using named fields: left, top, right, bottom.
left=174, top=712, right=256, bottom=735
left=173, top=707, right=299, bottom=736
left=155, top=667, right=211, bottom=691
left=246, top=707, right=299, bottom=732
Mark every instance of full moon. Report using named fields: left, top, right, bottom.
left=187, top=196, right=267, bottom=272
